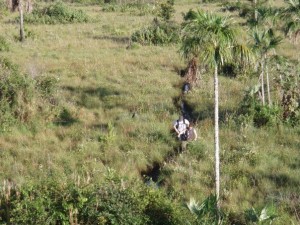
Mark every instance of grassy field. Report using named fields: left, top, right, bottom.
left=0, top=0, right=299, bottom=224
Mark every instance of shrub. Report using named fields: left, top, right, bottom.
left=35, top=75, right=59, bottom=97
left=0, top=58, right=35, bottom=131
left=274, top=57, right=300, bottom=125
left=0, top=36, right=9, bottom=52
left=238, top=85, right=282, bottom=127
left=24, top=2, right=89, bottom=24
left=0, top=0, right=8, bottom=16
left=0, top=58, right=59, bottom=132
left=158, top=0, right=175, bottom=22
left=54, top=108, right=78, bottom=126
left=253, top=105, right=281, bottom=127
left=1, top=174, right=193, bottom=224
left=131, top=20, right=180, bottom=45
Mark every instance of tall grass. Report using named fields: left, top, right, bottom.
left=0, top=1, right=299, bottom=224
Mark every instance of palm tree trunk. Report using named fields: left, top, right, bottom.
left=266, top=59, right=271, bottom=106
left=19, top=0, right=25, bottom=42
left=214, top=63, right=220, bottom=220
left=253, top=0, right=258, bottom=22
left=260, top=59, right=265, bottom=105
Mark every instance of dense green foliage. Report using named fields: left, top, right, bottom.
left=131, top=0, right=179, bottom=45
left=131, top=20, right=180, bottom=45
left=24, top=2, right=89, bottom=24
left=0, top=173, right=193, bottom=224
left=0, top=58, right=59, bottom=132
left=0, top=36, right=9, bottom=52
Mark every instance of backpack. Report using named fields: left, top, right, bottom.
left=180, top=131, right=188, bottom=141
left=176, top=119, right=187, bottom=132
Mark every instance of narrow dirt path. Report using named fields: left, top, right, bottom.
left=141, top=79, right=196, bottom=185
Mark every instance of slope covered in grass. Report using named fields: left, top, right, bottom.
left=0, top=0, right=299, bottom=224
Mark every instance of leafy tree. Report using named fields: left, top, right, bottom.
left=181, top=9, right=252, bottom=219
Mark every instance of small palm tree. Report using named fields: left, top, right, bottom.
left=282, top=0, right=300, bottom=43
left=187, top=196, right=218, bottom=224
left=252, top=28, right=282, bottom=105
left=181, top=10, right=253, bottom=220
left=245, top=205, right=277, bottom=224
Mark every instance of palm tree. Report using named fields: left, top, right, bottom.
left=181, top=10, right=252, bottom=220
left=253, top=0, right=258, bottom=22
left=252, top=28, right=282, bottom=106
left=282, top=0, right=300, bottom=43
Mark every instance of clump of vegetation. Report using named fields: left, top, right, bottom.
left=0, top=173, right=193, bottom=224
left=238, top=56, right=300, bottom=127
left=131, top=20, right=180, bottom=45
left=0, top=36, right=9, bottom=51
left=158, top=0, right=175, bottom=21
left=0, top=58, right=33, bottom=131
left=131, top=0, right=179, bottom=45
left=274, top=57, right=300, bottom=125
left=238, top=85, right=280, bottom=127
left=0, top=57, right=59, bottom=132
left=24, top=2, right=89, bottom=24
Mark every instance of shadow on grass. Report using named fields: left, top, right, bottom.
left=175, top=98, right=237, bottom=125
left=54, top=108, right=78, bottom=126
left=92, top=35, right=130, bottom=44
left=140, top=143, right=183, bottom=186
left=141, top=162, right=162, bottom=184
left=266, top=173, right=300, bottom=188
left=90, top=123, right=109, bottom=132
left=63, top=85, right=121, bottom=99
left=62, top=85, right=122, bottom=109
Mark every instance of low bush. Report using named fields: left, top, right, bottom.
left=0, top=57, right=59, bottom=132
left=131, top=20, right=180, bottom=45
left=0, top=173, right=193, bottom=224
left=0, top=36, right=9, bottom=52
left=0, top=0, right=8, bottom=15
left=24, top=2, right=89, bottom=24
left=0, top=58, right=34, bottom=131
left=158, top=0, right=174, bottom=22
left=252, top=104, right=281, bottom=127
left=274, top=57, right=300, bottom=126
left=238, top=85, right=282, bottom=127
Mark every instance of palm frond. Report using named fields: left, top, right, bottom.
left=251, top=27, right=282, bottom=55
left=186, top=195, right=217, bottom=219
left=233, top=43, right=256, bottom=67
left=180, top=9, right=241, bottom=67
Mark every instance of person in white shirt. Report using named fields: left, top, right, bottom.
left=173, top=116, right=190, bottom=141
